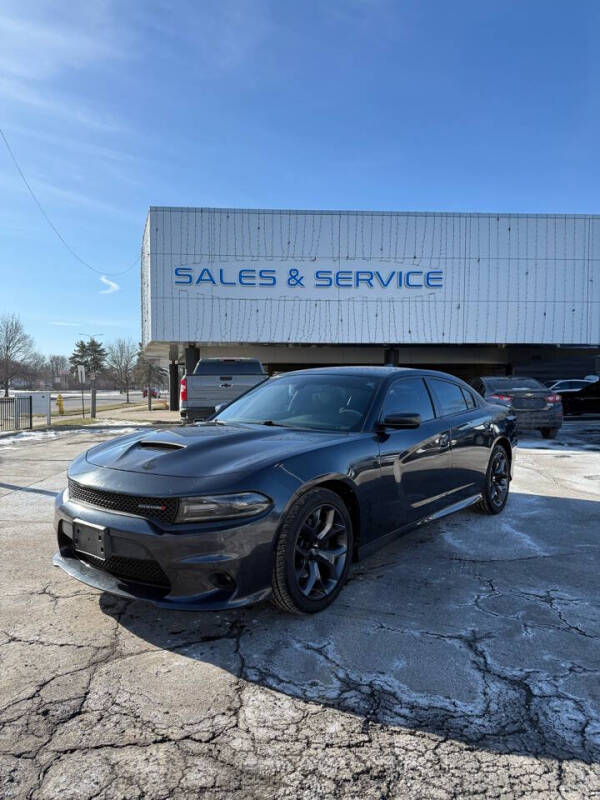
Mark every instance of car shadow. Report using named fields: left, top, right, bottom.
left=518, top=420, right=600, bottom=453
left=101, top=491, right=600, bottom=764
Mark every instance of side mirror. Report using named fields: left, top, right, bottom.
left=214, top=403, right=227, bottom=414
left=378, top=413, right=422, bottom=430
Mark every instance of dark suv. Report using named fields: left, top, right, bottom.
left=470, top=376, right=563, bottom=438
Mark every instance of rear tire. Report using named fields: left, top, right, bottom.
left=540, top=427, right=559, bottom=439
left=272, top=488, right=353, bottom=614
left=476, top=444, right=510, bottom=515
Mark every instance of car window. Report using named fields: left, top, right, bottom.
left=215, top=374, right=381, bottom=432
left=486, top=377, right=546, bottom=391
left=461, top=387, right=476, bottom=408
left=429, top=379, right=468, bottom=416
left=194, top=359, right=265, bottom=375
left=380, top=378, right=435, bottom=422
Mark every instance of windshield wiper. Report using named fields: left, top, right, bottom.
left=258, top=420, right=290, bottom=427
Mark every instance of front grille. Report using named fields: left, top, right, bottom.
left=68, top=479, right=178, bottom=524
left=78, top=551, right=170, bottom=588
left=513, top=398, right=545, bottom=410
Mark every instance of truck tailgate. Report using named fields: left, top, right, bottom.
left=186, top=374, right=264, bottom=407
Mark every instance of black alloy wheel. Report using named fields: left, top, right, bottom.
left=476, top=444, right=510, bottom=515
left=272, top=488, right=353, bottom=614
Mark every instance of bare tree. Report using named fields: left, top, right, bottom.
left=48, top=355, right=68, bottom=387
left=106, top=338, right=138, bottom=402
left=0, top=314, right=34, bottom=396
left=135, top=345, right=167, bottom=410
left=20, top=351, right=48, bottom=389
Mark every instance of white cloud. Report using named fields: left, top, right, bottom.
left=0, top=1, right=132, bottom=130
left=50, top=321, right=79, bottom=327
left=0, top=2, right=128, bottom=79
left=99, top=276, right=120, bottom=294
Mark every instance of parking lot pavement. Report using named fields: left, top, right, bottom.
left=1, top=423, right=599, bottom=799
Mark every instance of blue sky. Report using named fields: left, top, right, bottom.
left=1, top=0, right=599, bottom=355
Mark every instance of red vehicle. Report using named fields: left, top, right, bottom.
left=142, top=387, right=161, bottom=399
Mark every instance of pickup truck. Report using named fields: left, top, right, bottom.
left=180, top=358, right=266, bottom=422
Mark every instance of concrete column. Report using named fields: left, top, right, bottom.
left=184, top=344, right=200, bottom=374
left=383, top=347, right=399, bottom=366
left=169, top=362, right=179, bottom=411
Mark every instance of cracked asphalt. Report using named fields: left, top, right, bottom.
left=1, top=422, right=600, bottom=799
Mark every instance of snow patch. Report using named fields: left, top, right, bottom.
left=0, top=423, right=150, bottom=450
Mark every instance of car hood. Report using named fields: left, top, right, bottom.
left=84, top=423, right=349, bottom=477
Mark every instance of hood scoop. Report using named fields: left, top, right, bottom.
left=137, top=439, right=186, bottom=450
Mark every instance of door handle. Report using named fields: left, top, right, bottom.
left=438, top=431, right=450, bottom=448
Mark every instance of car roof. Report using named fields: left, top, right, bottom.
left=273, top=366, right=467, bottom=381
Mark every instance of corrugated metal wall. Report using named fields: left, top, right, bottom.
left=142, top=207, right=600, bottom=346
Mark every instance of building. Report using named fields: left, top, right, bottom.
left=141, top=207, right=600, bottom=406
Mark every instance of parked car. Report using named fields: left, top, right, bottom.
left=180, top=357, right=266, bottom=422
left=142, top=387, right=161, bottom=398
left=546, top=379, right=594, bottom=394
left=470, top=376, right=563, bottom=438
left=552, top=378, right=600, bottom=416
left=54, top=367, right=516, bottom=614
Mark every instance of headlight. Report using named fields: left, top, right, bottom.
left=176, top=492, right=271, bottom=522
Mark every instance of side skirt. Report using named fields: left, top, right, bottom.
left=357, top=493, right=482, bottom=561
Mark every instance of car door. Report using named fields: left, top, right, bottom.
left=376, top=377, right=454, bottom=534
left=577, top=380, right=600, bottom=415
left=436, top=381, right=492, bottom=500
left=426, top=377, right=491, bottom=503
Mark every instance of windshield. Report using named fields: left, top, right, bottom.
left=215, top=374, right=381, bottom=432
left=486, top=378, right=546, bottom=391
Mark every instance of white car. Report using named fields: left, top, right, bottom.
left=547, top=379, right=595, bottom=394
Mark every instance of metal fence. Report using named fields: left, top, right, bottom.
left=0, top=396, right=33, bottom=432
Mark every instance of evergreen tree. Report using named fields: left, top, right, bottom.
left=69, top=337, right=107, bottom=377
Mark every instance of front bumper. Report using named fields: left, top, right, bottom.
left=53, top=491, right=277, bottom=610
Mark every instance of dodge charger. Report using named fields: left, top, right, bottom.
left=54, top=367, right=516, bottom=614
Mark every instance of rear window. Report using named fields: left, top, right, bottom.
left=485, top=377, right=546, bottom=391
left=193, top=359, right=265, bottom=376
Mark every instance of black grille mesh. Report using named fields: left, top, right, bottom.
left=68, top=479, right=178, bottom=524
left=79, top=551, right=170, bottom=588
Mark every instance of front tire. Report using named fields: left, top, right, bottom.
left=272, top=488, right=353, bottom=614
left=476, top=444, right=510, bottom=515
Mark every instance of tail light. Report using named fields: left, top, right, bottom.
left=488, top=394, right=513, bottom=403
left=180, top=375, right=187, bottom=402
left=546, top=393, right=561, bottom=403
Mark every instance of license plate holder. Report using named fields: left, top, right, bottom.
left=73, top=520, right=109, bottom=562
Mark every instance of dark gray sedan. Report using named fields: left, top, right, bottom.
left=54, top=367, right=517, bottom=614
left=470, top=376, right=563, bottom=439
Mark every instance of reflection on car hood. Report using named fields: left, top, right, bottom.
left=85, top=423, right=349, bottom=477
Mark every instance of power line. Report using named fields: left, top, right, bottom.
left=0, top=127, right=139, bottom=277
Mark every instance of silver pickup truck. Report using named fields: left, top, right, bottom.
left=180, top=358, right=266, bottom=422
